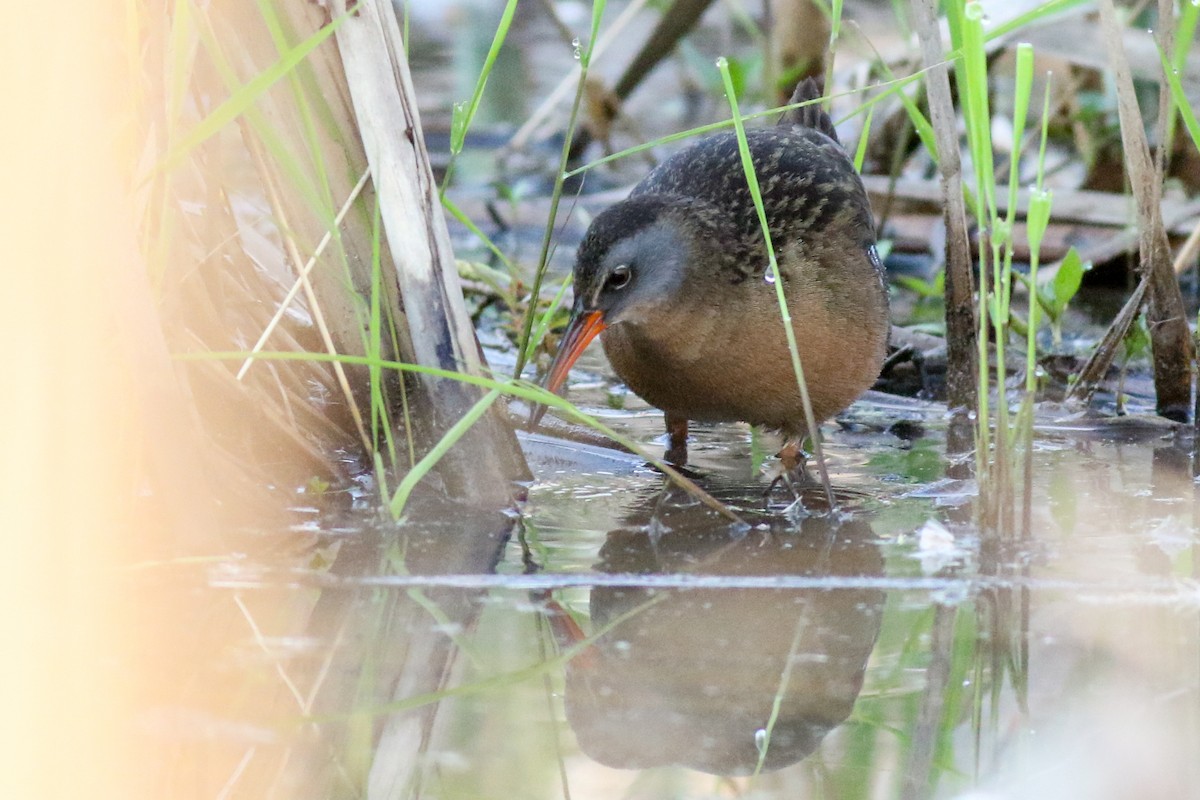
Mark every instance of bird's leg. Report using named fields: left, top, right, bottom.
left=664, top=413, right=689, bottom=466
left=778, top=438, right=812, bottom=480
left=765, top=437, right=814, bottom=499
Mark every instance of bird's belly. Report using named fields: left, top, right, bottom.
left=601, top=300, right=886, bottom=436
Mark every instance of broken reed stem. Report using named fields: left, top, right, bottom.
left=1098, top=0, right=1193, bottom=421
left=1070, top=215, right=1200, bottom=406
left=911, top=0, right=978, bottom=416
left=1069, top=280, right=1150, bottom=406
left=336, top=0, right=531, bottom=505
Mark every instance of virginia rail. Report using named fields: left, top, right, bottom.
left=540, top=79, right=888, bottom=471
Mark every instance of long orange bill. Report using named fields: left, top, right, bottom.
left=528, top=310, right=607, bottom=428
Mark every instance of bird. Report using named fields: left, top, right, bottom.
left=538, top=78, right=888, bottom=477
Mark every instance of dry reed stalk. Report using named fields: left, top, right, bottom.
left=506, top=0, right=654, bottom=153
left=1069, top=214, right=1200, bottom=407
left=911, top=0, right=978, bottom=414
left=329, top=0, right=528, bottom=503
left=769, top=0, right=830, bottom=100
left=1094, top=0, right=1193, bottom=421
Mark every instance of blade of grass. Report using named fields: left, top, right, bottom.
left=442, top=194, right=520, bottom=276
left=752, top=608, right=811, bottom=777
left=984, top=0, right=1093, bottom=42
left=512, top=0, right=608, bottom=380
left=717, top=56, right=835, bottom=510
left=948, top=0, right=998, bottom=504
left=368, top=189, right=400, bottom=476
left=254, top=0, right=347, bottom=227
left=148, top=9, right=347, bottom=181
left=524, top=273, right=575, bottom=366
left=1025, top=83, right=1055, bottom=397
left=822, top=0, right=844, bottom=108
left=853, top=104, right=875, bottom=173
left=389, top=390, right=501, bottom=518
left=192, top=350, right=746, bottom=524
left=441, top=0, right=520, bottom=192
left=1160, top=43, right=1200, bottom=154
left=564, top=69, right=937, bottom=180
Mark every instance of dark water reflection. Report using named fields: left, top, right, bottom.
left=545, top=510, right=884, bottom=775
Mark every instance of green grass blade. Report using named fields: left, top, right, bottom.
left=389, top=390, right=502, bottom=519
left=1026, top=78, right=1055, bottom=394
left=450, top=0, right=518, bottom=156
left=1006, top=44, right=1034, bottom=230
left=984, top=0, right=1092, bottom=41
left=1159, top=44, right=1200, bottom=155
left=441, top=0, right=520, bottom=194
left=512, top=0, right=608, bottom=380
left=442, top=194, right=519, bottom=277
left=717, top=56, right=835, bottom=509
left=184, top=349, right=743, bottom=523
left=524, top=273, right=575, bottom=365
left=148, top=10, right=346, bottom=180
left=853, top=104, right=875, bottom=173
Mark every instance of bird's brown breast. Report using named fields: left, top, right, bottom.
left=601, top=242, right=887, bottom=439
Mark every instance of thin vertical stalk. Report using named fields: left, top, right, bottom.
left=822, top=0, right=844, bottom=105
left=513, top=0, right=608, bottom=380
left=717, top=57, right=836, bottom=509
left=901, top=603, right=959, bottom=800
left=440, top=0, right=520, bottom=195
left=910, top=0, right=978, bottom=423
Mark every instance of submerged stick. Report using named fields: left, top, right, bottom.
left=1067, top=279, right=1149, bottom=406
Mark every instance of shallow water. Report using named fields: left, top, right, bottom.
left=157, top=361, right=1200, bottom=799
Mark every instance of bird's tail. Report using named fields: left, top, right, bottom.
left=777, top=76, right=839, bottom=144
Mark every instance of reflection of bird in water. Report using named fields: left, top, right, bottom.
left=539, top=78, right=888, bottom=474
left=539, top=509, right=885, bottom=775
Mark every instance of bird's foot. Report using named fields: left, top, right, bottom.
left=664, top=440, right=689, bottom=467
left=664, top=413, right=690, bottom=467
left=763, top=439, right=816, bottom=505
left=764, top=463, right=818, bottom=501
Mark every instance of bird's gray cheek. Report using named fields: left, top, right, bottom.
left=604, top=304, right=639, bottom=328
left=605, top=289, right=668, bottom=328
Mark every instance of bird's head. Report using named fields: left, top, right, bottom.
left=541, top=195, right=710, bottom=398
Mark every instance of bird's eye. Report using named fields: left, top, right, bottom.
left=607, top=264, right=632, bottom=290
